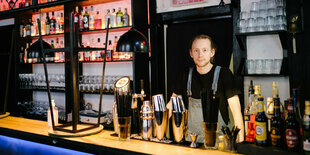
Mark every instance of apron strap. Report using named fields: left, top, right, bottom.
left=187, top=67, right=194, bottom=97
left=212, top=66, right=221, bottom=95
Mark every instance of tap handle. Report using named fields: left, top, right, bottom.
left=140, top=79, right=144, bottom=92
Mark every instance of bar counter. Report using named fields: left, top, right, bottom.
left=0, top=116, right=235, bottom=155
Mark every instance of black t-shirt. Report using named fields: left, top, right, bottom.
left=171, top=65, right=242, bottom=124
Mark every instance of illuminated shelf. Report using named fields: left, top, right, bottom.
left=79, top=26, right=132, bottom=35
left=31, top=33, right=64, bottom=39
left=19, top=59, right=132, bottom=64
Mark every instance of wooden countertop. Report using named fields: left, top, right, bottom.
left=0, top=116, right=237, bottom=155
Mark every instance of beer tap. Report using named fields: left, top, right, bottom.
left=132, top=80, right=146, bottom=108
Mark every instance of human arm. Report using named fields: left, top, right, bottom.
left=228, top=95, right=244, bottom=143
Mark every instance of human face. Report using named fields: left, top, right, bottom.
left=190, top=38, right=215, bottom=68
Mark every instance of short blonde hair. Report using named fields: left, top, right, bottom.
left=189, top=34, right=216, bottom=63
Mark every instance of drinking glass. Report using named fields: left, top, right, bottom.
left=267, top=8, right=276, bottom=17
left=256, top=17, right=266, bottom=31
left=247, top=59, right=255, bottom=74
left=255, top=59, right=265, bottom=74
left=259, top=9, right=268, bottom=18
left=247, top=18, right=256, bottom=32
left=250, top=11, right=259, bottom=19
left=267, top=0, right=276, bottom=9
left=259, top=0, right=267, bottom=10
left=273, top=59, right=282, bottom=74
left=274, top=15, right=286, bottom=30
left=265, top=59, right=274, bottom=74
left=118, top=116, right=131, bottom=141
left=238, top=19, right=247, bottom=33
left=275, top=0, right=284, bottom=7
left=266, top=16, right=275, bottom=31
left=240, top=11, right=248, bottom=20
left=276, top=7, right=284, bottom=16
left=203, top=122, right=218, bottom=149
left=251, top=2, right=260, bottom=11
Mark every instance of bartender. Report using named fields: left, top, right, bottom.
left=167, top=34, right=244, bottom=143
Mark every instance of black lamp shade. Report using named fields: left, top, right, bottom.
left=27, top=39, right=52, bottom=58
left=116, top=28, right=148, bottom=53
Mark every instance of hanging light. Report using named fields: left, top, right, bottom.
left=116, top=28, right=148, bottom=53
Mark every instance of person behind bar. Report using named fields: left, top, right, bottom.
left=167, top=34, right=244, bottom=143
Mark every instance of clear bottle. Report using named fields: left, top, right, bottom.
left=122, top=8, right=130, bottom=26
left=116, top=7, right=123, bottom=27
left=79, top=7, right=84, bottom=31
left=111, top=8, right=116, bottom=27
left=94, top=10, right=102, bottom=30
left=31, top=18, right=36, bottom=36
left=45, top=12, right=50, bottom=35
left=47, top=100, right=58, bottom=130
left=59, top=12, right=64, bottom=33
left=89, top=6, right=95, bottom=30
left=105, top=9, right=112, bottom=28
left=25, top=18, right=31, bottom=36
left=112, top=36, right=119, bottom=60
left=56, top=12, right=60, bottom=33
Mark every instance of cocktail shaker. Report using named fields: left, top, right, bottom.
left=140, top=100, right=153, bottom=140
left=113, top=76, right=131, bottom=134
left=152, top=94, right=167, bottom=140
left=171, top=95, right=186, bottom=143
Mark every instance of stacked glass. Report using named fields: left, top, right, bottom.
left=238, top=0, right=286, bottom=33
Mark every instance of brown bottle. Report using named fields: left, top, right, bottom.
left=285, top=98, right=301, bottom=152
left=270, top=97, right=284, bottom=148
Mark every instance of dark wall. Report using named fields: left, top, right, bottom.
left=287, top=0, right=310, bottom=115
left=166, top=18, right=233, bottom=99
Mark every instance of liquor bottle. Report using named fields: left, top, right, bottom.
left=111, top=8, right=116, bottom=27
left=254, top=85, right=261, bottom=105
left=270, top=97, right=284, bottom=148
left=45, top=12, right=50, bottom=35
left=19, top=0, right=25, bottom=8
left=31, top=18, right=36, bottom=36
left=94, top=10, right=102, bottom=30
left=96, top=38, right=101, bottom=61
left=90, top=38, right=96, bottom=61
left=25, top=18, right=31, bottom=36
left=79, top=7, right=84, bottom=31
left=59, top=13, right=64, bottom=33
left=89, top=6, right=95, bottom=30
left=50, top=11, right=56, bottom=34
left=25, top=0, right=31, bottom=7
left=286, top=98, right=300, bottom=152
left=55, top=12, right=60, bottom=33
left=105, top=9, right=112, bottom=28
left=292, top=88, right=303, bottom=123
left=59, top=40, right=65, bottom=62
left=24, top=43, right=29, bottom=63
left=107, top=40, right=112, bottom=61
left=284, top=99, right=289, bottom=120
left=116, top=7, right=123, bottom=27
left=123, top=8, right=129, bottom=27
left=20, top=21, right=24, bottom=37
left=83, top=7, right=89, bottom=31
left=303, top=100, right=310, bottom=154
left=255, top=96, right=268, bottom=146
left=84, top=42, right=90, bottom=61
left=54, top=38, right=60, bottom=62
left=112, top=36, right=119, bottom=60
left=41, top=13, right=46, bottom=35
left=74, top=6, right=80, bottom=24
left=245, top=80, right=256, bottom=142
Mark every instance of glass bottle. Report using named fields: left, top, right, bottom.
left=286, top=98, right=301, bottom=152
left=255, top=96, right=268, bottom=146
left=105, top=9, right=112, bottom=28
left=111, top=8, right=116, bottom=27
left=270, top=97, right=284, bottom=148
left=83, top=7, right=89, bottom=31
left=50, top=11, right=56, bottom=34
left=122, top=8, right=130, bottom=27
left=245, top=80, right=256, bottom=143
left=303, top=100, right=310, bottom=154
left=59, top=13, right=64, bottom=33
left=45, top=12, right=50, bottom=35
left=116, top=7, right=123, bottom=27
left=89, top=6, right=95, bottom=30
left=94, top=10, right=102, bottom=30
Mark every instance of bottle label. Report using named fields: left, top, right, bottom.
left=116, top=16, right=122, bottom=26
left=74, top=16, right=79, bottom=23
left=271, top=127, right=281, bottom=146
left=123, top=16, right=128, bottom=26
left=255, top=121, right=267, bottom=141
left=304, top=139, right=310, bottom=151
left=286, top=129, right=298, bottom=148
left=83, top=16, right=89, bottom=28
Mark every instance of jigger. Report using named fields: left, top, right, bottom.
left=190, top=133, right=199, bottom=148
left=152, top=94, right=167, bottom=140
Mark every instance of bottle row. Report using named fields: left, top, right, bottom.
left=244, top=81, right=308, bottom=153
left=19, top=35, right=132, bottom=64
left=0, top=0, right=57, bottom=12
left=74, top=6, right=131, bottom=32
